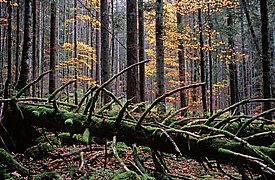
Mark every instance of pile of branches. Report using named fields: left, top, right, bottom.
left=1, top=60, right=275, bottom=179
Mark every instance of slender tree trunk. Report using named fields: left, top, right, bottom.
left=101, top=0, right=111, bottom=104
left=110, top=0, right=115, bottom=78
left=198, top=8, right=207, bottom=115
left=177, top=12, right=187, bottom=116
left=74, top=0, right=78, bottom=104
left=241, top=0, right=260, bottom=56
left=16, top=0, right=31, bottom=90
left=49, top=1, right=56, bottom=94
left=139, top=0, right=145, bottom=102
left=155, top=0, right=165, bottom=113
left=95, top=1, right=100, bottom=83
left=0, top=3, right=2, bottom=84
left=32, top=0, right=37, bottom=96
left=4, top=0, right=12, bottom=98
left=15, top=0, right=20, bottom=83
left=260, top=0, right=271, bottom=119
left=127, top=0, right=139, bottom=102
left=228, top=12, right=239, bottom=112
left=40, top=3, right=45, bottom=97
left=207, top=4, right=213, bottom=115
left=240, top=0, right=248, bottom=114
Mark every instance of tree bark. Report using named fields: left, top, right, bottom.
left=5, top=0, right=12, bottom=98
left=101, top=0, right=111, bottom=104
left=198, top=8, right=207, bottom=115
left=74, top=0, right=78, bottom=105
left=32, top=0, right=37, bottom=97
left=155, top=0, right=165, bottom=113
left=16, top=0, right=31, bottom=90
left=176, top=12, right=187, bottom=116
left=139, top=0, right=145, bottom=103
left=1, top=103, right=273, bottom=177
left=127, top=0, right=139, bottom=102
left=227, top=12, right=239, bottom=112
left=49, top=1, right=56, bottom=94
left=15, top=0, right=20, bottom=83
left=260, top=0, right=271, bottom=120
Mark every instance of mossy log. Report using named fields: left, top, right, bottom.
left=0, top=148, right=30, bottom=176
left=2, top=104, right=275, bottom=176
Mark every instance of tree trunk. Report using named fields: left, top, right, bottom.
left=32, top=0, right=37, bottom=97
left=95, top=1, right=100, bottom=84
left=15, top=0, right=20, bottom=83
left=49, top=1, right=56, bottom=94
left=227, top=12, right=239, bottom=112
left=155, top=0, right=165, bottom=113
left=198, top=8, right=207, bottom=115
left=74, top=0, right=78, bottom=105
left=101, top=0, right=111, bottom=104
left=16, top=0, right=31, bottom=90
left=260, top=0, right=271, bottom=120
left=2, top=103, right=274, bottom=177
left=177, top=12, right=187, bottom=116
left=139, top=0, right=145, bottom=103
left=5, top=0, right=12, bottom=98
left=127, top=0, right=139, bottom=102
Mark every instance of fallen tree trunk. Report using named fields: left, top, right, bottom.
left=2, top=103, right=272, bottom=177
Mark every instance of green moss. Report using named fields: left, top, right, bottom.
left=116, top=142, right=129, bottom=156
left=34, top=171, right=62, bottom=180
left=64, top=118, right=74, bottom=126
left=32, top=110, right=40, bottom=117
left=0, top=148, right=30, bottom=175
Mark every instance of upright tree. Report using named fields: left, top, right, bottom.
left=198, top=8, right=207, bottom=115
left=127, top=0, right=139, bottom=102
left=155, top=0, right=165, bottom=113
left=260, top=0, right=271, bottom=119
left=227, top=11, right=239, bottom=110
left=16, top=0, right=31, bottom=90
left=74, top=0, right=78, bottom=104
left=101, top=0, right=111, bottom=104
left=32, top=0, right=37, bottom=96
left=177, top=11, right=187, bottom=116
left=49, top=0, right=56, bottom=94
left=15, top=0, right=20, bottom=83
left=4, top=0, right=12, bottom=98
left=139, top=0, right=145, bottom=102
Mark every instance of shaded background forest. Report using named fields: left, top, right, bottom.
left=0, top=0, right=275, bottom=117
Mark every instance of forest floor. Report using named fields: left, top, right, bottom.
left=10, top=134, right=240, bottom=179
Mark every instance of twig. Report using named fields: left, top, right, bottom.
left=16, top=70, right=51, bottom=98
left=87, top=60, right=149, bottom=115
left=161, top=107, right=188, bottom=125
left=132, top=143, right=147, bottom=174
left=159, top=128, right=182, bottom=156
left=115, top=99, right=132, bottom=127
left=48, top=79, right=76, bottom=102
left=235, top=108, right=275, bottom=136
left=101, top=88, right=136, bottom=121
left=205, top=98, right=275, bottom=126
left=79, top=151, right=85, bottom=170
left=184, top=124, right=275, bottom=168
left=136, top=83, right=205, bottom=128
left=112, top=136, right=129, bottom=171
left=219, top=148, right=275, bottom=175
left=244, top=131, right=275, bottom=141
left=75, top=86, right=98, bottom=113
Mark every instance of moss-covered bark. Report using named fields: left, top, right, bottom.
left=0, top=148, right=30, bottom=175
left=2, top=104, right=275, bottom=175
